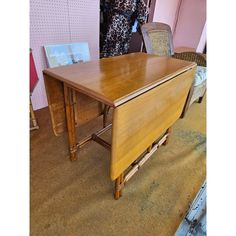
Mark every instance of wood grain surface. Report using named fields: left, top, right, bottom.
left=110, top=68, right=196, bottom=180
left=44, top=52, right=196, bottom=181
left=43, top=52, right=196, bottom=107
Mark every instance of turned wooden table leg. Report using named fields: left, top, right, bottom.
left=163, top=127, right=172, bottom=146
left=64, top=83, right=78, bottom=161
left=114, top=173, right=124, bottom=200
left=103, top=105, right=109, bottom=128
left=119, top=173, right=124, bottom=197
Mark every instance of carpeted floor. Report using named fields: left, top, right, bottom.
left=30, top=97, right=206, bottom=236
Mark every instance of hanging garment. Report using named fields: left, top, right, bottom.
left=102, top=0, right=148, bottom=57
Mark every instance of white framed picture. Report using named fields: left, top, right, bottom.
left=44, top=42, right=90, bottom=68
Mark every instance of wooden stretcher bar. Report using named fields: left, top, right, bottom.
left=77, top=124, right=112, bottom=149
left=114, top=128, right=171, bottom=199
left=91, top=134, right=111, bottom=150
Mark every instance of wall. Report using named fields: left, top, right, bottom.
left=173, top=0, right=206, bottom=50
left=152, top=0, right=181, bottom=32
left=30, top=0, right=99, bottom=110
left=196, top=22, right=206, bottom=53
left=152, top=0, right=206, bottom=52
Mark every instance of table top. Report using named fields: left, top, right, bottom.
left=43, top=52, right=196, bottom=107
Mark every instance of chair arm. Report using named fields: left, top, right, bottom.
left=172, top=52, right=206, bottom=67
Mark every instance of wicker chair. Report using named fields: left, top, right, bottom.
left=141, top=22, right=206, bottom=116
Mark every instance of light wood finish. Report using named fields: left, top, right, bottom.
left=44, top=73, right=66, bottom=135
left=43, top=53, right=195, bottom=108
left=114, top=133, right=169, bottom=200
left=44, top=73, right=103, bottom=136
left=114, top=175, right=122, bottom=200
left=147, top=146, right=152, bottom=153
left=110, top=68, right=196, bottom=180
left=64, top=83, right=78, bottom=161
left=103, top=105, right=110, bottom=128
left=30, top=97, right=39, bottom=131
left=43, top=52, right=196, bottom=198
left=163, top=127, right=172, bottom=146
left=114, top=173, right=124, bottom=200
left=124, top=133, right=168, bottom=184
left=119, top=173, right=124, bottom=197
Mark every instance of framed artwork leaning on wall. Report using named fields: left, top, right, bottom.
left=44, top=42, right=90, bottom=68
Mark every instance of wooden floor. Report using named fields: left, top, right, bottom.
left=30, top=97, right=206, bottom=236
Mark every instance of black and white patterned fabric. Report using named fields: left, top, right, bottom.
left=102, top=0, right=148, bottom=57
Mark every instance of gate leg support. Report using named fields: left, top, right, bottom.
left=114, top=173, right=124, bottom=200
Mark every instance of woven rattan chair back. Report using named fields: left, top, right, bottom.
left=141, top=22, right=207, bottom=117
left=141, top=22, right=174, bottom=56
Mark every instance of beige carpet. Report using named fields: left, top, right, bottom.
left=30, top=97, right=206, bottom=236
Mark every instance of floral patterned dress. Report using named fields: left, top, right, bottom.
left=102, top=0, right=148, bottom=57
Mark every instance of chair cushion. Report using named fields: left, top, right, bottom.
left=194, top=66, right=207, bottom=86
